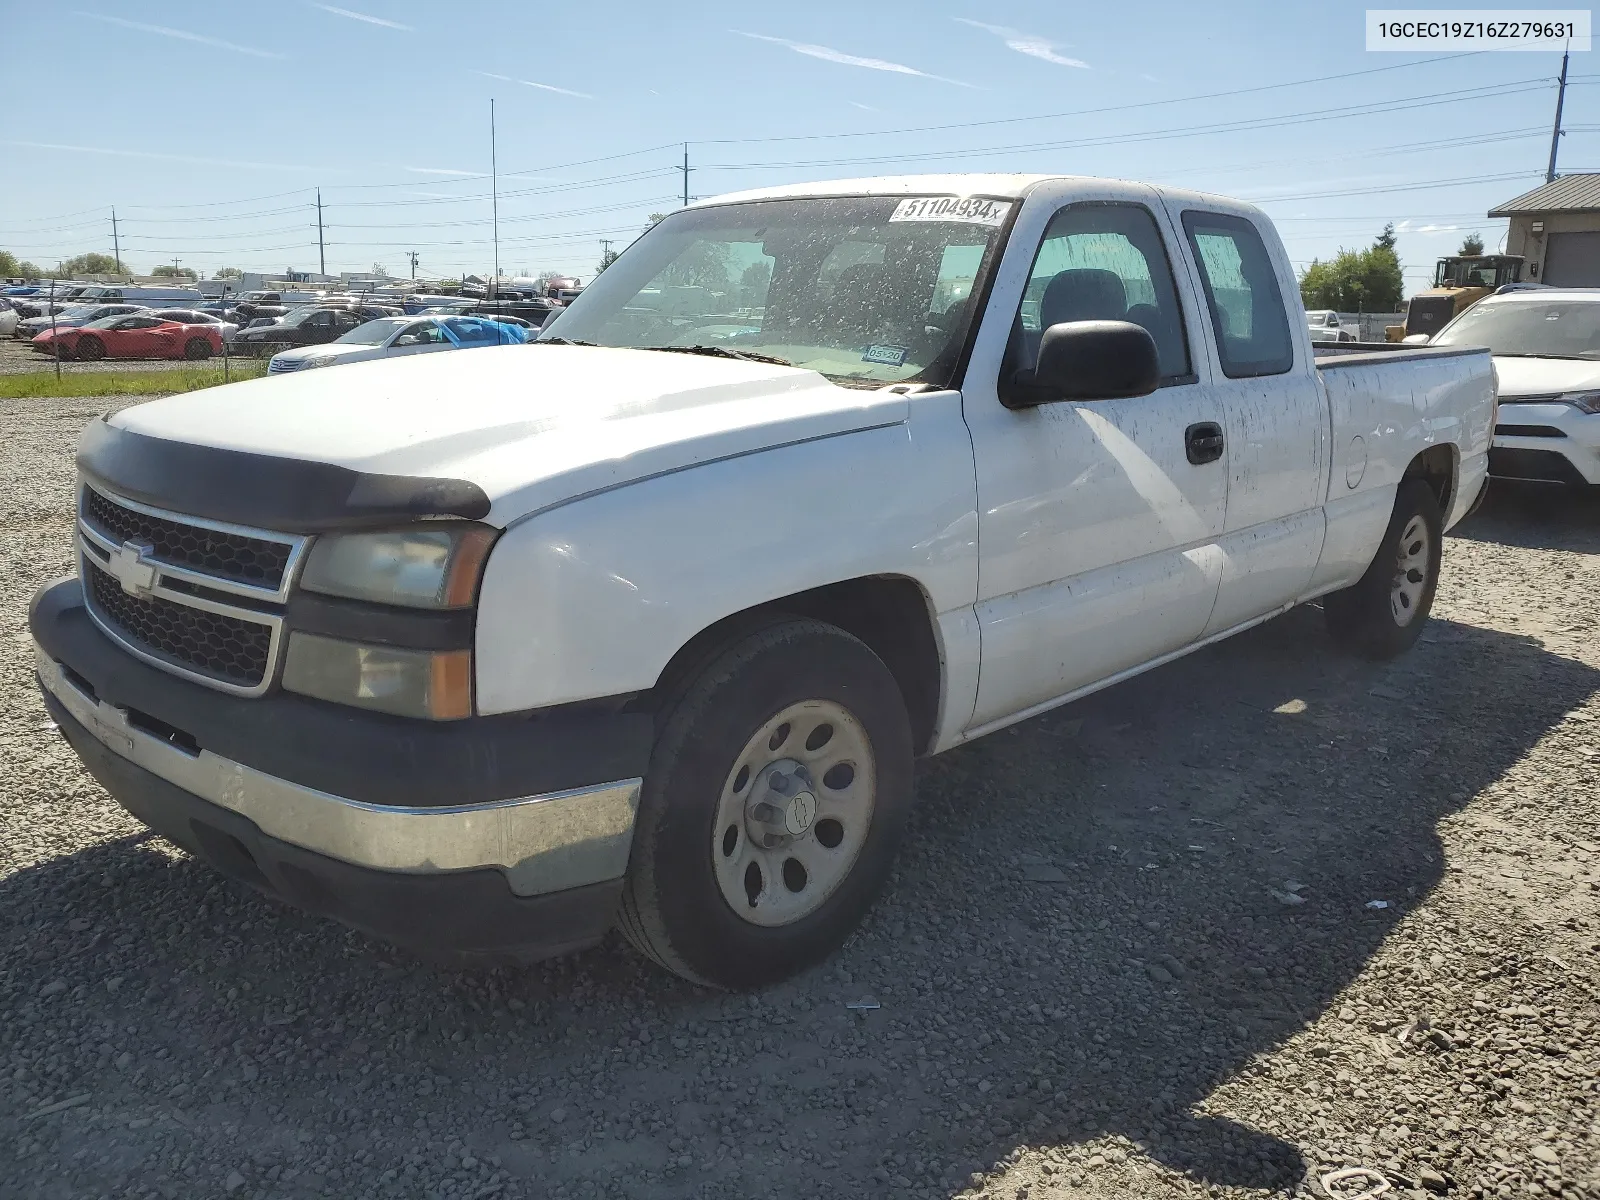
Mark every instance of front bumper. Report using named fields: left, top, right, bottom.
left=1491, top=401, right=1600, bottom=485
left=31, top=576, right=652, bottom=962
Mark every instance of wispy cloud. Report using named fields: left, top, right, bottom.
left=312, top=4, right=412, bottom=30
left=406, top=166, right=481, bottom=176
left=474, top=70, right=592, bottom=100
left=75, top=12, right=285, bottom=59
left=5, top=140, right=308, bottom=171
left=736, top=31, right=973, bottom=87
left=849, top=101, right=880, bottom=111
left=953, top=19, right=1087, bottom=68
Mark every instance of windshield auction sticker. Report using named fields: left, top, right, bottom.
left=1366, top=9, right=1590, bottom=50
left=889, top=197, right=1013, bottom=226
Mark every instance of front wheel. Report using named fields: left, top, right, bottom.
left=74, top=336, right=104, bottom=362
left=1324, top=478, right=1443, bottom=659
left=618, top=617, right=914, bottom=989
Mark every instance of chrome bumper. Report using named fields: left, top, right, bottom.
left=36, top=645, right=641, bottom=897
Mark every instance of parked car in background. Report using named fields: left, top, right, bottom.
left=74, top=285, right=206, bottom=307
left=462, top=299, right=558, bottom=327
left=14, top=303, right=146, bottom=340
left=0, top=298, right=18, bottom=338
left=267, top=313, right=530, bottom=374
left=1430, top=287, right=1600, bottom=487
left=151, top=308, right=238, bottom=338
left=227, top=305, right=376, bottom=355
left=31, top=312, right=223, bottom=361
left=1306, top=310, right=1357, bottom=342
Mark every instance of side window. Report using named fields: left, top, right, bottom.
left=1017, top=203, right=1192, bottom=384
left=393, top=322, right=433, bottom=346
left=1180, top=211, right=1294, bottom=378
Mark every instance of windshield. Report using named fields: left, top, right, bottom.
left=1433, top=258, right=1520, bottom=289
left=82, top=315, right=129, bottom=329
left=1433, top=299, right=1600, bottom=359
left=541, top=195, right=1014, bottom=387
left=277, top=308, right=324, bottom=328
left=334, top=317, right=408, bottom=346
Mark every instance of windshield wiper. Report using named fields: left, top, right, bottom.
left=1494, top=352, right=1597, bottom=360
left=536, top=336, right=597, bottom=346
left=638, top=344, right=793, bottom=367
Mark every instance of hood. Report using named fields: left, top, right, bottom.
left=1490, top=354, right=1600, bottom=398
left=108, top=345, right=911, bottom=525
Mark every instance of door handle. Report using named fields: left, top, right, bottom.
left=1185, top=421, right=1225, bottom=465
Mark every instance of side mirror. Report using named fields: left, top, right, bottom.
left=1005, top=320, right=1161, bottom=408
left=1402, top=333, right=1430, bottom=345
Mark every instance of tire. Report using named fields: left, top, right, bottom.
left=618, top=616, right=914, bottom=989
left=75, top=336, right=104, bottom=362
left=184, top=337, right=212, bottom=361
left=1324, top=478, right=1443, bottom=659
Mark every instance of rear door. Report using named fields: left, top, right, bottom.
left=1162, top=200, right=1330, bottom=633
left=962, top=184, right=1229, bottom=732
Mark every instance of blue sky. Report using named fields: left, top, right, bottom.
left=2, top=1, right=1592, bottom=289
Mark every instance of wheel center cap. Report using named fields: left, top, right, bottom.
left=784, top=791, right=817, bottom=836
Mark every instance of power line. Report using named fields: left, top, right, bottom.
left=697, top=51, right=1493, bottom=145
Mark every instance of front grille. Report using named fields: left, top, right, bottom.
left=267, top=358, right=304, bottom=374
left=1495, top=424, right=1567, bottom=438
left=1407, top=295, right=1459, bottom=337
left=84, top=558, right=273, bottom=687
left=83, top=486, right=291, bottom=590
left=1489, top=447, right=1589, bottom=486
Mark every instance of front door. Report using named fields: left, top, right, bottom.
left=963, top=192, right=1229, bottom=732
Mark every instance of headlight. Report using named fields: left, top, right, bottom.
left=300, top=524, right=496, bottom=609
left=1558, top=391, right=1600, bottom=415
left=304, top=355, right=337, bottom=369
left=282, top=634, right=471, bottom=720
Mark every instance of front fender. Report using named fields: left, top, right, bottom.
left=473, top=402, right=978, bottom=715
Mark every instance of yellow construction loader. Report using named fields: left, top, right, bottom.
left=1385, top=255, right=1526, bottom=342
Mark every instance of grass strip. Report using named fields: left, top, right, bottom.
left=0, top=363, right=267, bottom=399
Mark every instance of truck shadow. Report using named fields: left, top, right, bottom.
left=2, top=608, right=1595, bottom=1198
left=1450, top=480, right=1600, bottom=550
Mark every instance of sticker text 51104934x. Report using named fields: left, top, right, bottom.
left=888, top=197, right=1013, bottom=227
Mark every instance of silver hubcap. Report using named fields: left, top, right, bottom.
left=1390, top=514, right=1430, bottom=626
left=712, top=700, right=876, bottom=928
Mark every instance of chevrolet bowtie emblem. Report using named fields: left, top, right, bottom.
left=108, top=541, right=159, bottom=598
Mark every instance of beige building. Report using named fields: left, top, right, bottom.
left=1489, top=175, right=1600, bottom=286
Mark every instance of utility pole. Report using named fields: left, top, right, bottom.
left=490, top=99, right=501, bottom=297
left=110, top=209, right=122, bottom=276
left=1547, top=50, right=1570, bottom=183
left=316, top=188, right=326, bottom=277
left=408, top=251, right=419, bottom=279
left=681, top=143, right=691, bottom=206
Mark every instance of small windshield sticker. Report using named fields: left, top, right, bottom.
left=888, top=197, right=1012, bottom=226
left=862, top=344, right=909, bottom=366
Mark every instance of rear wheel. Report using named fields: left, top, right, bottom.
left=618, top=617, right=914, bottom=989
left=183, top=337, right=212, bottom=361
left=1324, top=478, right=1443, bottom=659
left=74, top=336, right=104, bottom=362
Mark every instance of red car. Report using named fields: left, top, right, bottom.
left=32, top=313, right=223, bottom=362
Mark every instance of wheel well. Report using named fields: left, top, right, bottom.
left=1404, top=444, right=1457, bottom=517
left=643, top=576, right=944, bottom=755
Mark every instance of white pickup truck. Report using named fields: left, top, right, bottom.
left=31, top=174, right=1495, bottom=990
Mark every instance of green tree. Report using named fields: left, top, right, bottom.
left=596, top=248, right=621, bottom=274
left=213, top=267, right=242, bottom=279
left=17, top=261, right=42, bottom=278
left=1299, top=228, right=1404, bottom=312
left=644, top=212, right=668, bottom=233
left=1459, top=232, right=1485, bottom=256
left=58, top=252, right=123, bottom=276
left=0, top=249, right=24, bottom=277
left=151, top=264, right=198, bottom=281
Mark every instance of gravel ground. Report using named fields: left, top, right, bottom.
left=2, top=393, right=1597, bottom=1200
